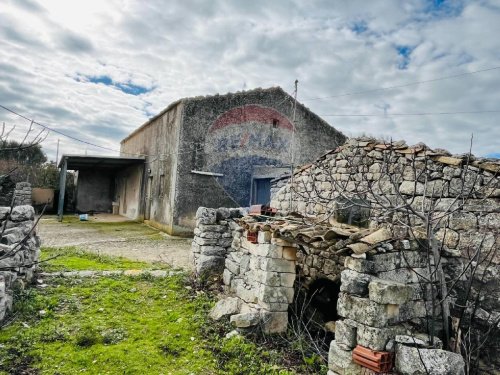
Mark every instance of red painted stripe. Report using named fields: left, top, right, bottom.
left=209, top=105, right=294, bottom=133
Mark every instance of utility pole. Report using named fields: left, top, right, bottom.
left=55, top=138, right=60, bottom=164
left=289, top=80, right=298, bottom=211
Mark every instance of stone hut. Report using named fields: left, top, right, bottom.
left=192, top=137, right=499, bottom=374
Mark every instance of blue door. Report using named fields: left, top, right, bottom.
left=253, top=178, right=271, bottom=205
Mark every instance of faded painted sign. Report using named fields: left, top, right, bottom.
left=204, top=105, right=294, bottom=205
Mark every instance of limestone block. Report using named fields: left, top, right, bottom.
left=328, top=340, right=361, bottom=375
left=435, top=228, right=459, bottom=249
left=258, top=301, right=289, bottom=312
left=198, top=224, right=227, bottom=232
left=255, top=270, right=281, bottom=287
left=271, top=237, right=297, bottom=247
left=377, top=268, right=429, bottom=284
left=258, top=231, right=272, bottom=244
left=196, top=255, right=225, bottom=277
left=258, top=285, right=294, bottom=304
left=449, top=212, right=477, bottom=230
left=395, top=344, right=465, bottom=375
left=217, top=238, right=232, bottom=247
left=235, top=283, right=258, bottom=304
left=9, top=205, right=34, bottom=222
left=279, top=273, right=296, bottom=287
left=335, top=319, right=357, bottom=350
left=194, top=236, right=218, bottom=246
left=240, top=254, right=250, bottom=273
left=223, top=269, right=233, bottom=286
left=357, top=323, right=406, bottom=351
left=260, top=311, right=288, bottom=333
left=195, top=207, right=217, bottom=224
left=0, top=207, right=10, bottom=221
left=216, top=207, right=231, bottom=220
left=368, top=279, right=413, bottom=305
left=479, top=213, right=500, bottom=230
left=282, top=247, right=297, bottom=261
left=197, top=231, right=222, bottom=239
left=395, top=301, right=428, bottom=322
left=225, top=258, right=240, bottom=275
left=464, top=198, right=499, bottom=213
left=399, top=251, right=429, bottom=269
left=340, top=269, right=372, bottom=296
left=199, top=245, right=226, bottom=257
left=337, top=293, right=397, bottom=327
left=209, top=297, right=241, bottom=320
left=230, top=312, right=260, bottom=328
left=344, top=257, right=377, bottom=274
left=260, top=258, right=296, bottom=273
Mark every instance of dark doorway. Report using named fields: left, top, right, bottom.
left=252, top=178, right=271, bottom=205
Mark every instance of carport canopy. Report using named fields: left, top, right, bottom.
left=57, top=155, right=145, bottom=220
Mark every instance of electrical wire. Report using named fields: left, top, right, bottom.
left=303, top=66, right=500, bottom=101
left=319, top=110, right=500, bottom=117
left=0, top=103, right=202, bottom=159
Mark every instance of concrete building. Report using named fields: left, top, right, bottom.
left=59, top=87, right=346, bottom=235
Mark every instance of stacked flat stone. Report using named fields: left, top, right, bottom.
left=214, top=227, right=298, bottom=334
left=327, top=240, right=467, bottom=374
left=0, top=205, right=40, bottom=322
left=13, top=182, right=32, bottom=206
left=191, top=207, right=244, bottom=277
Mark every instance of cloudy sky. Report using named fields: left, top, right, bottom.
left=1, top=0, right=499, bottom=161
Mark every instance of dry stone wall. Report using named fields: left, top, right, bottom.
left=191, top=207, right=246, bottom=277
left=0, top=205, right=40, bottom=322
left=14, top=182, right=32, bottom=206
left=220, top=229, right=297, bottom=333
left=271, top=137, right=499, bottom=371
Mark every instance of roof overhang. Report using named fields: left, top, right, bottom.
left=59, top=155, right=145, bottom=170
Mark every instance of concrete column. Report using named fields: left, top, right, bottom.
left=57, top=157, right=67, bottom=222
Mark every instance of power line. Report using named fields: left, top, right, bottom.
left=0, top=103, right=202, bottom=159
left=319, top=110, right=500, bottom=117
left=303, top=66, right=500, bottom=101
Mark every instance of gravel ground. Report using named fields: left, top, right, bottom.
left=38, top=216, right=193, bottom=270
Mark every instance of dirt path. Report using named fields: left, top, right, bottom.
left=38, top=215, right=193, bottom=270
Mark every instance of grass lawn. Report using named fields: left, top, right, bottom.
left=0, top=250, right=308, bottom=374
left=40, top=246, right=163, bottom=272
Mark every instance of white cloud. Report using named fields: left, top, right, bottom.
left=0, top=0, right=499, bottom=162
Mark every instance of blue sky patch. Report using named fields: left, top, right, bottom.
left=486, top=152, right=500, bottom=159
left=422, top=0, right=464, bottom=18
left=396, top=45, right=414, bottom=69
left=349, top=20, right=368, bottom=34
left=75, top=74, right=153, bottom=96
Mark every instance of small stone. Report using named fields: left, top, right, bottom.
left=230, top=312, right=260, bottom=328
left=209, top=297, right=241, bottom=320
left=395, top=344, right=465, bottom=375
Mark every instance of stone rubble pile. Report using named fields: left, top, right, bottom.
left=0, top=205, right=40, bottom=322
left=191, top=207, right=245, bottom=277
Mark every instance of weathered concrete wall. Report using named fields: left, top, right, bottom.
left=115, top=164, right=143, bottom=220
left=76, top=169, right=114, bottom=213
left=173, top=87, right=346, bottom=233
left=0, top=205, right=40, bottom=322
left=120, top=102, right=183, bottom=233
